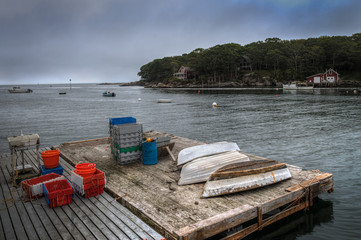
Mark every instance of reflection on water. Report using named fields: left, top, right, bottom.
left=245, top=199, right=333, bottom=240
left=209, top=198, right=333, bottom=240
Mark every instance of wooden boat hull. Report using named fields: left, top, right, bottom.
left=202, top=160, right=292, bottom=198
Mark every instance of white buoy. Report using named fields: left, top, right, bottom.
left=212, top=102, right=218, bottom=107
left=138, top=98, right=142, bottom=101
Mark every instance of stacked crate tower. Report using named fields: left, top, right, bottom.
left=109, top=117, right=143, bottom=165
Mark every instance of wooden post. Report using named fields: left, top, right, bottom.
left=166, top=146, right=176, bottom=162
left=257, top=206, right=263, bottom=230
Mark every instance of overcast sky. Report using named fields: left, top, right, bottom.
left=1, top=0, right=361, bottom=85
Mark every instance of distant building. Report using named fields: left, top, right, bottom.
left=307, top=68, right=340, bottom=85
left=173, top=66, right=194, bottom=80
left=240, top=55, right=252, bottom=70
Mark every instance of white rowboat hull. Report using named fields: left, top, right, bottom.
left=202, top=167, right=292, bottom=198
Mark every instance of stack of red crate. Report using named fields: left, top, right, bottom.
left=71, top=169, right=105, bottom=198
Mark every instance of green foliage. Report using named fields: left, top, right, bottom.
left=138, top=34, right=361, bottom=84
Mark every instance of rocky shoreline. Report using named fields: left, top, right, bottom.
left=100, top=80, right=361, bottom=88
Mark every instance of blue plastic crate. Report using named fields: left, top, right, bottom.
left=41, top=164, right=63, bottom=175
left=109, top=117, right=136, bottom=126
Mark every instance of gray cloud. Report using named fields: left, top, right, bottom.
left=1, top=0, right=360, bottom=84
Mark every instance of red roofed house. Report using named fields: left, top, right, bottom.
left=173, top=66, right=194, bottom=80
left=307, top=68, right=340, bottom=86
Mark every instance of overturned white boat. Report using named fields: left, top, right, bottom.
left=177, top=142, right=240, bottom=166
left=202, top=160, right=292, bottom=198
left=178, top=151, right=250, bottom=185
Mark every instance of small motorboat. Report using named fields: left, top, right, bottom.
left=59, top=91, right=66, bottom=95
left=103, top=91, right=116, bottom=97
left=202, top=160, right=292, bottom=198
left=283, top=82, right=313, bottom=90
left=8, top=86, right=33, bottom=93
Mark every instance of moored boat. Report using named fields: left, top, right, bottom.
left=283, top=82, right=313, bottom=90
left=202, top=160, right=292, bottom=198
left=8, top=86, right=33, bottom=93
left=102, top=91, right=116, bottom=97
left=156, top=99, right=172, bottom=103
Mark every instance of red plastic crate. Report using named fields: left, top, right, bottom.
left=43, top=179, right=74, bottom=208
left=21, top=173, right=63, bottom=199
left=83, top=178, right=106, bottom=191
left=84, top=185, right=104, bottom=198
left=82, top=169, right=105, bottom=184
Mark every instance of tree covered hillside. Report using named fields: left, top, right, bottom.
left=138, top=33, right=361, bottom=87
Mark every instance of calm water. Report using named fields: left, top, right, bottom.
left=1, top=84, right=361, bottom=239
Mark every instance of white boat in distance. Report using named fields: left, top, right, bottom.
left=156, top=99, right=172, bottom=103
left=8, top=86, right=33, bottom=93
left=283, top=82, right=313, bottom=90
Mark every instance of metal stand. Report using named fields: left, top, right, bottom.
left=8, top=134, right=40, bottom=183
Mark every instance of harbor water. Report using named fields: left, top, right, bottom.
left=0, top=84, right=360, bottom=239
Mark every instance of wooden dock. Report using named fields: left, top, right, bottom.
left=0, top=149, right=164, bottom=240
left=55, top=132, right=334, bottom=240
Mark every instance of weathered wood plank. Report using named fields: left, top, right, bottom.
left=0, top=166, right=17, bottom=240
left=61, top=205, right=95, bottom=240
left=73, top=196, right=131, bottom=240
left=0, top=165, right=28, bottom=240
left=66, top=200, right=108, bottom=239
left=286, top=173, right=333, bottom=192
left=101, top=193, right=164, bottom=240
left=88, top=196, right=142, bottom=240
left=23, top=200, right=51, bottom=240
left=221, top=202, right=308, bottom=240
left=52, top=207, right=85, bottom=240
left=3, top=165, right=40, bottom=240
left=42, top=205, right=74, bottom=240
left=175, top=205, right=257, bottom=240
left=52, top=152, right=135, bottom=239
left=32, top=201, right=62, bottom=239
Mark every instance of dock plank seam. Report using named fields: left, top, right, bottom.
left=0, top=166, right=17, bottom=240
left=0, top=165, right=29, bottom=240
left=2, top=164, right=40, bottom=240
